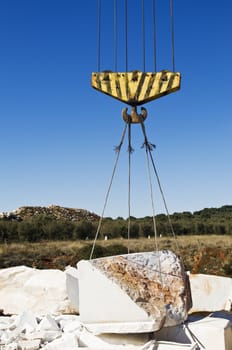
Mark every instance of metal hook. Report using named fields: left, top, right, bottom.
left=122, top=106, right=147, bottom=124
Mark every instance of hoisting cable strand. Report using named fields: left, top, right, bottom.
left=170, top=0, right=175, bottom=72
left=125, top=0, right=128, bottom=71
left=141, top=118, right=167, bottom=322
left=90, top=123, right=128, bottom=260
left=97, top=0, right=101, bottom=71
left=152, top=0, right=157, bottom=71
left=142, top=0, right=146, bottom=72
left=114, top=0, right=118, bottom=72
left=144, top=139, right=158, bottom=251
left=140, top=118, right=184, bottom=321
left=127, top=119, right=134, bottom=253
left=140, top=119, right=158, bottom=249
left=139, top=117, right=180, bottom=252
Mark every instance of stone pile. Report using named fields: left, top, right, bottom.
left=1, top=311, right=231, bottom=350
left=0, top=312, right=170, bottom=350
left=4, top=311, right=213, bottom=350
left=0, top=205, right=99, bottom=222
left=1, top=251, right=232, bottom=349
left=0, top=312, right=99, bottom=349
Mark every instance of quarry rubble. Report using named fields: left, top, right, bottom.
left=0, top=250, right=232, bottom=349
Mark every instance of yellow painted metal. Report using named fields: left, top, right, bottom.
left=91, top=70, right=181, bottom=106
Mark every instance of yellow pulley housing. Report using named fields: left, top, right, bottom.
left=91, top=70, right=181, bottom=106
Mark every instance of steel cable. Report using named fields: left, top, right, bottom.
left=125, top=0, right=128, bottom=71
left=90, top=123, right=128, bottom=259
left=152, top=0, right=157, bottom=71
left=139, top=118, right=179, bottom=252
left=127, top=120, right=134, bottom=253
left=114, top=0, right=117, bottom=71
left=97, top=0, right=101, bottom=71
left=142, top=0, right=146, bottom=71
left=170, top=0, right=175, bottom=71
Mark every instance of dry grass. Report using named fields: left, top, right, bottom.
left=0, top=235, right=231, bottom=276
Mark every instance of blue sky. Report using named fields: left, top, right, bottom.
left=0, top=1, right=231, bottom=218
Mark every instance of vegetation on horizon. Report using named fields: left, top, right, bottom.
left=0, top=205, right=231, bottom=243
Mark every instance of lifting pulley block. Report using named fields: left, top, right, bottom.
left=122, top=106, right=147, bottom=124
left=91, top=70, right=181, bottom=106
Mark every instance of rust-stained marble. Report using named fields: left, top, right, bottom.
left=91, top=250, right=192, bottom=327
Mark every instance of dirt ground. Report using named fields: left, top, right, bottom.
left=0, top=235, right=231, bottom=277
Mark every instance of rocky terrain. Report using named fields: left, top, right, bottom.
left=0, top=205, right=99, bottom=222
left=0, top=262, right=232, bottom=349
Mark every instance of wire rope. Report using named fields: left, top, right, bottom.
left=148, top=149, right=179, bottom=250
left=145, top=145, right=158, bottom=251
left=152, top=0, right=157, bottom=71
left=125, top=0, right=128, bottom=71
left=140, top=118, right=179, bottom=252
left=114, top=0, right=117, bottom=71
left=170, top=0, right=175, bottom=71
left=141, top=122, right=167, bottom=317
left=127, top=120, right=133, bottom=253
left=97, top=0, right=101, bottom=71
left=90, top=123, right=128, bottom=259
left=142, top=0, right=146, bottom=71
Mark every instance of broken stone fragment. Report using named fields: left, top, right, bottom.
left=77, top=250, right=192, bottom=333
left=18, top=339, right=41, bottom=350
left=37, top=315, right=60, bottom=332
left=42, top=333, right=78, bottom=350
left=65, top=266, right=80, bottom=314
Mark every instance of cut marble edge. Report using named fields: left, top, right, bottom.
left=83, top=320, right=161, bottom=334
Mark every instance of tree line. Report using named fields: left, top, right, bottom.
left=0, top=205, right=231, bottom=243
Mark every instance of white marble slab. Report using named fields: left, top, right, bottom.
left=0, top=266, right=72, bottom=316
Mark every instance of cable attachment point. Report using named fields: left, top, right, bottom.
left=122, top=106, right=147, bottom=124
left=142, top=141, right=156, bottom=151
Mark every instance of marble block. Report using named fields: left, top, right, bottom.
left=77, top=250, right=192, bottom=333
left=0, top=265, right=71, bottom=315
left=154, top=312, right=232, bottom=350
left=189, top=273, right=232, bottom=313
left=65, top=266, right=80, bottom=314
